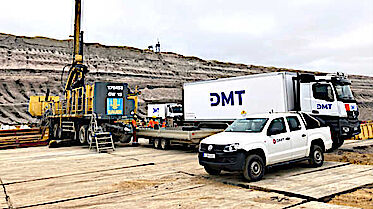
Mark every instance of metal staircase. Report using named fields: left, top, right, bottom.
left=89, top=114, right=115, bottom=153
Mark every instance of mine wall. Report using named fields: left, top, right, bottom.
left=0, top=33, right=372, bottom=124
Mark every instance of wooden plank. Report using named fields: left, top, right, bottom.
left=5, top=163, right=304, bottom=209
left=294, top=201, right=358, bottom=209
left=212, top=163, right=373, bottom=200
left=0, top=192, right=8, bottom=209
left=0, top=134, right=42, bottom=141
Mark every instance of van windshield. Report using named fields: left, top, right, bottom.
left=225, top=118, right=268, bottom=133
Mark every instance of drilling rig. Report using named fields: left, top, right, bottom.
left=28, top=0, right=139, bottom=152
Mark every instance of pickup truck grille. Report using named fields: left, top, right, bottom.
left=200, top=144, right=227, bottom=153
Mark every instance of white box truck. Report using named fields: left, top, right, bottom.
left=183, top=72, right=360, bottom=148
left=147, top=103, right=183, bottom=119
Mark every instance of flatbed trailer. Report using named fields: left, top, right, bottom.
left=137, top=127, right=223, bottom=149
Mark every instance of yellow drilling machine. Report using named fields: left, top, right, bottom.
left=28, top=0, right=139, bottom=152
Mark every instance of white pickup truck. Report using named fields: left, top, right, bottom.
left=198, top=112, right=333, bottom=181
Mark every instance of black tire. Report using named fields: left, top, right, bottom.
left=48, top=140, right=58, bottom=148
left=153, top=138, right=161, bottom=149
left=160, top=139, right=169, bottom=150
left=204, top=165, right=221, bottom=175
left=87, top=128, right=93, bottom=146
left=78, top=125, right=88, bottom=144
left=242, top=154, right=265, bottom=182
left=53, top=124, right=60, bottom=139
left=309, top=144, right=324, bottom=167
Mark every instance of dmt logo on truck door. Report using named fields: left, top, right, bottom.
left=317, top=104, right=332, bottom=109
left=210, top=90, right=245, bottom=106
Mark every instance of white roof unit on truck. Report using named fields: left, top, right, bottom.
left=183, top=72, right=296, bottom=121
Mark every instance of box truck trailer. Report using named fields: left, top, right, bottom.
left=183, top=72, right=360, bottom=148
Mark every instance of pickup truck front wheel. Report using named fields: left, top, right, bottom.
left=204, top=166, right=221, bottom=175
left=309, top=145, right=324, bottom=167
left=243, top=154, right=265, bottom=182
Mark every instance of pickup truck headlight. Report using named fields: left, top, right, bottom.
left=223, top=143, right=240, bottom=152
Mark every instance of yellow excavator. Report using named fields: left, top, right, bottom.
left=29, top=0, right=139, bottom=152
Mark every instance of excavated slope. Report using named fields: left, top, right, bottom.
left=0, top=33, right=372, bottom=124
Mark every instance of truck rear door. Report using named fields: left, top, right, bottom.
left=286, top=116, right=308, bottom=158
left=266, top=117, right=292, bottom=164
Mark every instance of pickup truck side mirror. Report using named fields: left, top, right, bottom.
left=267, top=129, right=281, bottom=136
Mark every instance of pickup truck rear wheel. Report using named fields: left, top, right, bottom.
left=204, top=165, right=221, bottom=175
left=243, top=154, right=265, bottom=182
left=309, top=145, right=324, bottom=167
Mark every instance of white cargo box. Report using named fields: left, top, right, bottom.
left=183, top=72, right=296, bottom=121
left=147, top=104, right=167, bottom=119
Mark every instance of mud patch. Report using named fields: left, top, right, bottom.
left=325, top=145, right=373, bottom=165
left=328, top=186, right=373, bottom=209
left=111, top=179, right=161, bottom=191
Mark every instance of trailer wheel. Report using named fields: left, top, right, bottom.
left=153, top=138, right=161, bottom=149
left=79, top=125, right=88, bottom=144
left=160, top=139, right=169, bottom=150
left=242, top=154, right=265, bottom=182
left=204, top=165, right=221, bottom=175
left=308, top=145, right=324, bottom=167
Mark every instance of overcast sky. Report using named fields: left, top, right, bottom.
left=0, top=0, right=372, bottom=75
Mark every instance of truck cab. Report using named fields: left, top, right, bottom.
left=198, top=112, right=332, bottom=181
left=298, top=73, right=360, bottom=147
left=147, top=103, right=183, bottom=126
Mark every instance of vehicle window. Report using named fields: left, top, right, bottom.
left=312, top=83, right=334, bottom=102
left=334, top=85, right=355, bottom=102
left=301, top=113, right=321, bottom=129
left=267, top=118, right=287, bottom=135
left=286, top=116, right=302, bottom=131
left=225, top=118, right=268, bottom=133
left=172, top=106, right=183, bottom=113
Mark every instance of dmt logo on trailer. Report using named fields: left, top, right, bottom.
left=210, top=90, right=245, bottom=106
left=153, top=108, right=160, bottom=113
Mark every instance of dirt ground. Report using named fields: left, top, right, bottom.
left=325, top=145, right=373, bottom=165
left=325, top=140, right=373, bottom=208
left=328, top=187, right=373, bottom=209
left=0, top=139, right=372, bottom=209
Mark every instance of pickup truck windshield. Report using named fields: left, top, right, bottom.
left=225, top=118, right=268, bottom=132
left=334, top=85, right=355, bottom=102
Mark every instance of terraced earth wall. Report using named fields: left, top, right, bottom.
left=0, top=33, right=372, bottom=124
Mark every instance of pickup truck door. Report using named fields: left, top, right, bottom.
left=286, top=116, right=308, bottom=158
left=266, top=117, right=293, bottom=164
